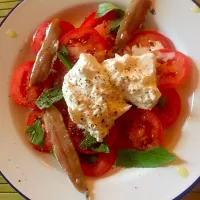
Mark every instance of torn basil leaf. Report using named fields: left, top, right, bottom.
left=95, top=3, right=124, bottom=18
left=36, top=87, right=63, bottom=110
left=59, top=44, right=69, bottom=57
left=80, top=133, right=110, bottom=153
left=57, top=52, right=72, bottom=70
left=108, top=18, right=121, bottom=34
left=25, top=120, right=44, bottom=147
left=80, top=134, right=97, bottom=149
left=91, top=143, right=110, bottom=153
left=116, top=146, right=176, bottom=168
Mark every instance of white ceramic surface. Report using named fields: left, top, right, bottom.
left=0, top=0, right=200, bottom=200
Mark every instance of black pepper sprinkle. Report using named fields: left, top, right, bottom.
left=18, top=180, right=21, bottom=183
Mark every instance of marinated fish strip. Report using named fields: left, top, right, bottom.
left=43, top=106, right=88, bottom=194
left=30, top=19, right=61, bottom=85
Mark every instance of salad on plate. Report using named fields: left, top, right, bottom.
left=10, top=0, right=191, bottom=197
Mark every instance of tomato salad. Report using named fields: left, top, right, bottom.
left=10, top=0, right=191, bottom=196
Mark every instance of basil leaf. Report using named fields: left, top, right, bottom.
left=91, top=143, right=110, bottom=153
left=116, top=146, right=176, bottom=168
left=59, top=45, right=69, bottom=57
left=25, top=120, right=44, bottom=147
left=80, top=133, right=110, bottom=153
left=108, top=18, right=121, bottom=34
left=36, top=88, right=63, bottom=110
left=80, top=134, right=97, bottom=149
left=57, top=52, right=72, bottom=70
left=158, top=96, right=167, bottom=108
left=95, top=3, right=124, bottom=18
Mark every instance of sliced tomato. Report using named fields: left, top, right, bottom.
left=60, top=27, right=106, bottom=63
left=67, top=118, right=118, bottom=154
left=81, top=11, right=117, bottom=28
left=154, top=49, right=191, bottom=88
left=117, top=107, right=163, bottom=151
left=104, top=125, right=118, bottom=148
left=27, top=109, right=52, bottom=152
left=153, top=88, right=181, bottom=128
left=10, top=62, right=43, bottom=108
left=81, top=149, right=117, bottom=177
left=95, top=20, right=116, bottom=50
left=32, top=20, right=75, bottom=54
left=52, top=60, right=68, bottom=87
left=128, top=31, right=175, bottom=51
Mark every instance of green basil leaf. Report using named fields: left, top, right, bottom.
left=108, top=18, right=121, bottom=34
left=57, top=52, right=72, bottom=70
left=91, top=143, right=110, bottom=153
left=80, top=133, right=110, bottom=153
left=80, top=134, right=97, bottom=149
left=116, top=146, right=176, bottom=168
left=36, top=88, right=63, bottom=110
left=25, top=120, right=44, bottom=147
left=59, top=45, right=69, bottom=57
left=95, top=3, right=124, bottom=18
left=158, top=96, right=167, bottom=108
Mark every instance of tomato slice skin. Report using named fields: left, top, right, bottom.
left=154, top=49, right=191, bottom=88
left=81, top=11, right=117, bottom=28
left=117, top=107, right=163, bottom=151
left=128, top=30, right=175, bottom=51
left=152, top=88, right=181, bottom=128
left=81, top=149, right=117, bottom=177
left=10, top=62, right=43, bottom=108
left=32, top=20, right=75, bottom=55
left=27, top=109, right=52, bottom=153
left=60, top=27, right=106, bottom=63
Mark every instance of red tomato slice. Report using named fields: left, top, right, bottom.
left=10, top=62, right=43, bottom=108
left=67, top=118, right=118, bottom=154
left=27, top=109, right=52, bottom=153
left=152, top=88, right=181, bottom=128
left=154, top=49, right=191, bottom=88
left=118, top=107, right=163, bottom=151
left=128, top=31, right=175, bottom=51
left=81, top=149, right=117, bottom=177
left=32, top=20, right=75, bottom=54
left=52, top=60, right=68, bottom=87
left=95, top=20, right=116, bottom=50
left=81, top=11, right=117, bottom=28
left=60, top=27, right=106, bottom=63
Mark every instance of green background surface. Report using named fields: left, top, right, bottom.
left=0, top=0, right=199, bottom=199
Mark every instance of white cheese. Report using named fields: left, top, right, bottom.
left=103, top=53, right=161, bottom=110
left=62, top=54, right=131, bottom=141
left=132, top=41, right=164, bottom=56
left=62, top=53, right=160, bottom=141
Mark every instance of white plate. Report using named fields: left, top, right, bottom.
left=0, top=0, right=200, bottom=199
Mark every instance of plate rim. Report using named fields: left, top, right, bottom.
left=0, top=0, right=199, bottom=199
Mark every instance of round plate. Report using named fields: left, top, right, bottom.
left=0, top=0, right=200, bottom=200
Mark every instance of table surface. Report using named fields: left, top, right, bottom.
left=0, top=0, right=200, bottom=199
